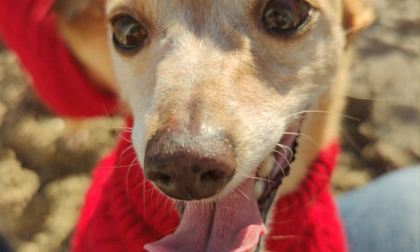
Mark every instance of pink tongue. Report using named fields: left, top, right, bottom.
left=144, top=178, right=266, bottom=252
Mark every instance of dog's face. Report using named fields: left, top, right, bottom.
left=54, top=0, right=372, bottom=250
left=106, top=0, right=348, bottom=199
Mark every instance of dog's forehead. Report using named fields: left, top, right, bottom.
left=107, top=0, right=254, bottom=12
left=107, top=0, right=253, bottom=24
left=106, top=0, right=339, bottom=25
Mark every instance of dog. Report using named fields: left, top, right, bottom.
left=52, top=0, right=374, bottom=251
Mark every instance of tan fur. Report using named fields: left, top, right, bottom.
left=280, top=0, right=374, bottom=196
left=56, top=0, right=373, bottom=244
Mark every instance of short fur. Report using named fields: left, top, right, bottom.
left=55, top=0, right=373, bottom=247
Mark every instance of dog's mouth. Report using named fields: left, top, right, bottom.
left=256, top=120, right=300, bottom=220
left=144, top=119, right=301, bottom=252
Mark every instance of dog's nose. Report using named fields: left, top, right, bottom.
left=144, top=127, right=236, bottom=200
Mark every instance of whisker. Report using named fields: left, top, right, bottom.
left=241, top=174, right=273, bottom=183
left=143, top=175, right=147, bottom=217
left=163, top=196, right=170, bottom=216
left=98, top=164, right=137, bottom=170
left=270, top=155, right=287, bottom=177
left=284, top=110, right=360, bottom=121
left=125, top=157, right=138, bottom=211
left=133, top=179, right=147, bottom=192
left=110, top=126, right=133, bottom=143
left=120, top=144, right=135, bottom=161
left=273, top=145, right=293, bottom=166
left=282, top=132, right=320, bottom=147
left=169, top=200, right=177, bottom=216
left=255, top=168, right=262, bottom=179
left=115, top=152, right=138, bottom=169
left=156, top=192, right=162, bottom=211
left=275, top=144, right=294, bottom=161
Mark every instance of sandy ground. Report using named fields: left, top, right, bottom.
left=0, top=0, right=418, bottom=251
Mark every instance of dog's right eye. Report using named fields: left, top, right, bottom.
left=261, top=0, right=311, bottom=36
left=112, top=15, right=147, bottom=50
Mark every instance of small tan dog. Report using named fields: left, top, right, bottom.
left=54, top=0, right=374, bottom=250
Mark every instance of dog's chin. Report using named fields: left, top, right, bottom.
left=145, top=118, right=301, bottom=252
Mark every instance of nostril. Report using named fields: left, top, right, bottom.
left=148, top=172, right=172, bottom=185
left=192, top=165, right=201, bottom=174
left=158, top=174, right=171, bottom=185
left=200, top=170, right=224, bottom=182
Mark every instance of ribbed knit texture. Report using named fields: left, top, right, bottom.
left=0, top=1, right=347, bottom=250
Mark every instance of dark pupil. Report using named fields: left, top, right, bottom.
left=264, top=0, right=307, bottom=30
left=115, top=17, right=146, bottom=47
left=266, top=9, right=297, bottom=29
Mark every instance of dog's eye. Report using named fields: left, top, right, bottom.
left=262, top=0, right=310, bottom=33
left=112, top=15, right=147, bottom=50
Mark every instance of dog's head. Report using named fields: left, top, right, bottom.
left=101, top=0, right=373, bottom=250
left=106, top=0, right=372, bottom=195
left=58, top=0, right=373, bottom=250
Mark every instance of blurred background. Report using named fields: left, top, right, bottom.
left=0, top=0, right=418, bottom=251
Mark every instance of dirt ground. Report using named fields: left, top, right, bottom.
left=0, top=0, right=419, bottom=251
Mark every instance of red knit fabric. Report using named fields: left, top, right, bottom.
left=0, top=0, right=118, bottom=118
left=0, top=1, right=347, bottom=250
left=71, top=118, right=347, bottom=252
left=265, top=142, right=347, bottom=252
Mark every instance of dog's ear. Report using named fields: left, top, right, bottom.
left=53, top=0, right=116, bottom=95
left=342, top=0, right=375, bottom=43
left=53, top=0, right=104, bottom=20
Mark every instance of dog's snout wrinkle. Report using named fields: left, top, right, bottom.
left=144, top=126, right=236, bottom=200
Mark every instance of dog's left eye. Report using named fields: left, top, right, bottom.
left=262, top=0, right=311, bottom=33
left=112, top=15, right=147, bottom=50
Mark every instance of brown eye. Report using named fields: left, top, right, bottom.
left=113, top=15, right=147, bottom=50
left=262, top=0, right=310, bottom=33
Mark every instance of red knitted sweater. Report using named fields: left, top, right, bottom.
left=0, top=1, right=347, bottom=251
